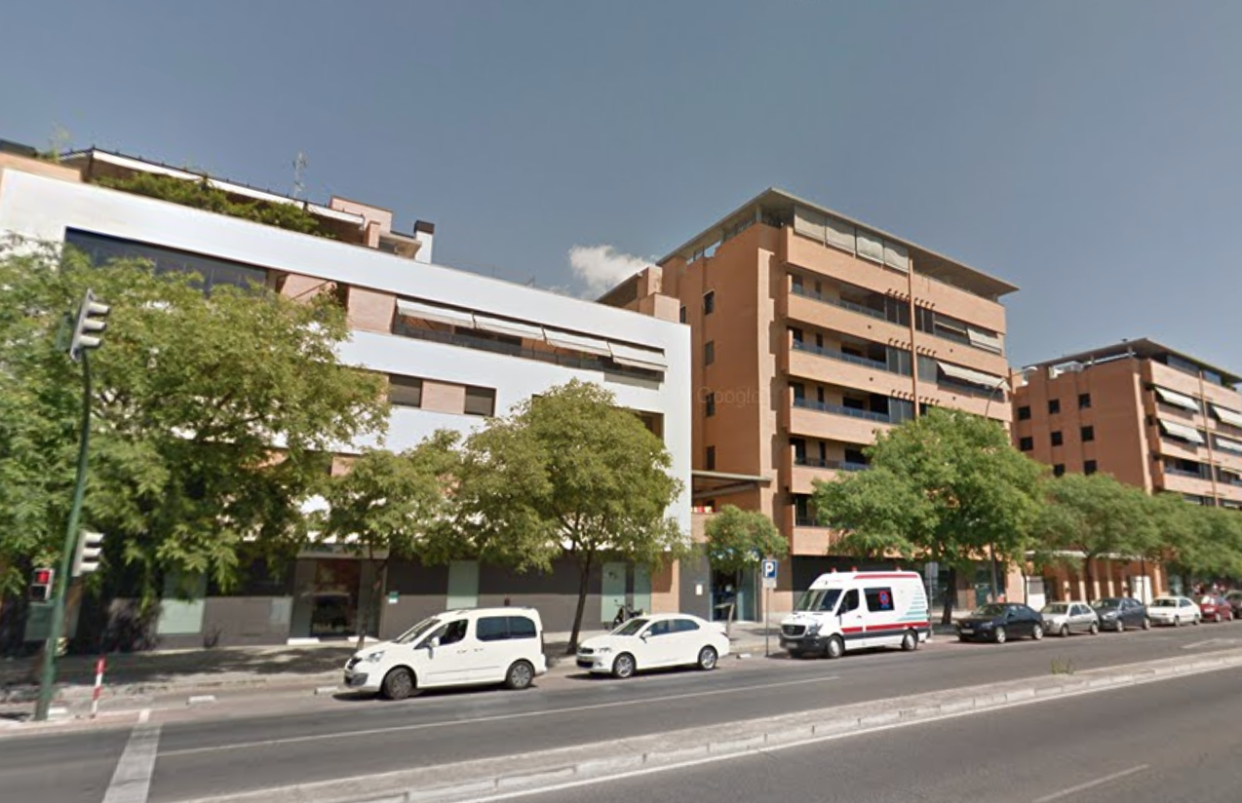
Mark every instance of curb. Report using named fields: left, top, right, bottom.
left=171, top=647, right=1242, bottom=803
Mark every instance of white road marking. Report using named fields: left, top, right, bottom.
left=159, top=674, right=840, bottom=757
left=137, top=708, right=150, bottom=725
left=1032, top=764, right=1149, bottom=803
left=1181, top=638, right=1241, bottom=650
left=102, top=723, right=162, bottom=803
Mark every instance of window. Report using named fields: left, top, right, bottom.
left=1053, top=464, right=1066, bottom=477
left=464, top=386, right=496, bottom=417
left=1085, top=460, right=1098, bottom=475
left=705, top=446, right=716, bottom=471
left=477, top=616, right=537, bottom=641
left=388, top=375, right=423, bottom=408
left=66, top=228, right=268, bottom=294
left=1017, top=406, right=1031, bottom=421
left=508, top=616, right=537, bottom=639
left=427, top=619, right=467, bottom=646
left=703, top=291, right=715, bottom=315
left=647, top=620, right=673, bottom=637
left=1051, top=431, right=1063, bottom=447
left=1049, top=399, right=1061, bottom=414
left=705, top=392, right=716, bottom=417
left=864, top=587, right=894, bottom=612
left=1081, top=426, right=1095, bottom=442
left=839, top=589, right=860, bottom=614
left=1019, top=437, right=1034, bottom=451
left=672, top=618, right=700, bottom=633
left=679, top=305, right=687, bottom=324
left=704, top=341, right=715, bottom=366
left=1079, top=393, right=1092, bottom=409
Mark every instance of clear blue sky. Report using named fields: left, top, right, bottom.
left=3, top=1, right=1240, bottom=371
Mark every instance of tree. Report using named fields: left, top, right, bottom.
left=1033, top=473, right=1159, bottom=595
left=448, top=380, right=685, bottom=652
left=813, top=409, right=1046, bottom=623
left=319, top=433, right=460, bottom=651
left=705, top=505, right=787, bottom=633
left=0, top=239, right=388, bottom=609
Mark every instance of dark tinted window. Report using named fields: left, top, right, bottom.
left=1084, top=460, right=1098, bottom=475
left=1054, top=464, right=1066, bottom=477
left=1019, top=437, right=1034, bottom=451
left=704, top=341, right=715, bottom=366
left=864, top=587, right=894, bottom=612
left=648, top=620, right=673, bottom=637
left=1017, top=406, right=1031, bottom=421
left=1051, top=431, right=1063, bottom=447
left=703, top=291, right=715, bottom=315
left=66, top=228, right=268, bottom=294
left=1049, top=399, right=1061, bottom=414
left=839, top=589, right=860, bottom=613
left=389, top=375, right=423, bottom=408
left=464, top=386, right=496, bottom=417
left=672, top=618, right=700, bottom=633
left=508, top=616, right=537, bottom=639
left=477, top=616, right=509, bottom=642
left=1081, top=426, right=1095, bottom=442
left=1079, top=393, right=1092, bottom=409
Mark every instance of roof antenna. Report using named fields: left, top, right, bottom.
left=292, top=151, right=308, bottom=199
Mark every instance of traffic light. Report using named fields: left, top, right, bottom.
left=69, top=289, right=110, bottom=361
left=72, top=530, right=105, bottom=577
left=30, top=568, right=55, bottom=602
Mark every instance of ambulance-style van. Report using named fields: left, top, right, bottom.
left=778, top=571, right=930, bottom=659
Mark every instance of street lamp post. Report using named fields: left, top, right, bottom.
left=982, top=373, right=1012, bottom=604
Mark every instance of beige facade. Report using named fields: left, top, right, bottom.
left=605, top=189, right=1020, bottom=614
left=1013, top=339, right=1242, bottom=600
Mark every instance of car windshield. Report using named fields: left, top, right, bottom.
left=1042, top=603, right=1069, bottom=614
left=795, top=588, right=843, bottom=613
left=1152, top=599, right=1177, bottom=607
left=1092, top=599, right=1119, bottom=609
left=971, top=604, right=1007, bottom=617
left=1200, top=596, right=1215, bottom=603
left=393, top=617, right=440, bottom=644
left=612, top=617, right=650, bottom=636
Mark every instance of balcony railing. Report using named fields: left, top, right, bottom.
left=795, top=516, right=828, bottom=527
left=791, top=340, right=892, bottom=372
left=790, top=284, right=888, bottom=322
left=793, top=397, right=892, bottom=423
left=1165, top=466, right=1210, bottom=480
left=795, top=456, right=870, bottom=471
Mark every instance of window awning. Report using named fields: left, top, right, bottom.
left=1158, top=418, right=1205, bottom=445
left=1211, top=404, right=1242, bottom=428
left=1215, top=436, right=1242, bottom=455
left=396, top=298, right=475, bottom=328
left=608, top=342, right=667, bottom=371
left=1154, top=386, right=1200, bottom=412
left=545, top=329, right=612, bottom=357
left=937, top=361, right=1004, bottom=390
left=967, top=326, right=1003, bottom=353
left=472, top=313, right=544, bottom=341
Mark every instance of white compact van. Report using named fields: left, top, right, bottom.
left=343, top=608, right=548, bottom=699
left=779, top=571, right=930, bottom=659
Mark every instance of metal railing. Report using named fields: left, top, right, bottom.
left=1164, top=466, right=1209, bottom=480
left=791, top=340, right=891, bottom=372
left=792, top=397, right=892, bottom=423
left=790, top=284, right=888, bottom=322
left=795, top=456, right=870, bottom=471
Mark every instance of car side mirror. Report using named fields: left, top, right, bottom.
left=640, top=632, right=649, bottom=641
left=426, top=637, right=441, bottom=650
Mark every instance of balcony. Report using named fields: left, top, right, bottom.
left=793, top=397, right=891, bottom=423
left=792, top=340, right=892, bottom=372
left=791, top=283, right=887, bottom=322
left=795, top=456, right=869, bottom=471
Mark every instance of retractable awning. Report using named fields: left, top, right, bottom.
left=608, top=342, right=667, bottom=371
left=937, top=361, right=1004, bottom=390
left=966, top=326, right=1003, bottom=353
left=1154, top=386, right=1200, bottom=412
left=1214, top=436, right=1242, bottom=454
left=396, top=299, right=475, bottom=328
left=545, top=329, right=612, bottom=357
left=1211, top=404, right=1242, bottom=428
left=1158, top=418, right=1205, bottom=445
left=472, top=313, right=544, bottom=341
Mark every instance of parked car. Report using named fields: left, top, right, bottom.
left=779, top=570, right=930, bottom=659
left=1091, top=597, right=1150, bottom=632
left=956, top=603, right=1045, bottom=644
left=1197, top=594, right=1235, bottom=623
left=1041, top=601, right=1100, bottom=636
left=576, top=613, right=730, bottom=678
left=1147, top=596, right=1201, bottom=627
left=343, top=608, right=547, bottom=699
left=1225, top=590, right=1242, bottom=619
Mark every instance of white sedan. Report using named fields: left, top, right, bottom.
left=576, top=613, right=730, bottom=678
left=1147, top=595, right=1201, bottom=627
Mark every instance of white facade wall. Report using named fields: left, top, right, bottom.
left=0, top=170, right=692, bottom=533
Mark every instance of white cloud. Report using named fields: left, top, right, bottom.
left=567, top=244, right=654, bottom=297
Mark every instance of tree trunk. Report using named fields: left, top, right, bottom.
left=1083, top=555, right=1097, bottom=602
left=941, top=566, right=957, bottom=625
left=567, top=555, right=592, bottom=655
left=355, top=557, right=384, bottom=654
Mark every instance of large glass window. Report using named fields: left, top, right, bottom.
left=66, top=228, right=268, bottom=293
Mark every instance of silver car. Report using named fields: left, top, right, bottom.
left=1041, top=601, right=1100, bottom=637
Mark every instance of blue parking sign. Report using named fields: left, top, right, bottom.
left=762, top=559, right=778, bottom=580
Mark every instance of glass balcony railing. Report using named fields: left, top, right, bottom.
left=792, top=397, right=892, bottom=423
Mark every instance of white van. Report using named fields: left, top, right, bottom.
left=779, top=571, right=930, bottom=659
left=343, top=608, right=548, bottom=699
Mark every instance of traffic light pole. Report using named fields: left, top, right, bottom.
left=35, top=351, right=91, bottom=722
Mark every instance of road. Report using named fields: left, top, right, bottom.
left=534, top=652, right=1242, bottom=803
left=4, top=624, right=1242, bottom=803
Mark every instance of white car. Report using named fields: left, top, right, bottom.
left=1147, top=596, right=1201, bottom=627
left=576, top=613, right=730, bottom=678
left=1041, top=601, right=1100, bottom=637
left=343, top=608, right=548, bottom=699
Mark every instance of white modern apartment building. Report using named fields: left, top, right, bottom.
left=0, top=142, right=691, bottom=646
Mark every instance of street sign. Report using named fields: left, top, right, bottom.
left=762, top=559, right=778, bottom=580
left=763, top=577, right=777, bottom=590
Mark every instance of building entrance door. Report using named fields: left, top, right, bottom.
left=290, top=558, right=362, bottom=640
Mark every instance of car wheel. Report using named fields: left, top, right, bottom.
left=1174, top=616, right=1182, bottom=627
left=1194, top=615, right=1201, bottom=626
left=612, top=653, right=637, bottom=679
left=1089, top=622, right=1099, bottom=635
left=958, top=635, right=970, bottom=642
left=697, top=646, right=719, bottom=671
left=1060, top=624, right=1070, bottom=638
left=1032, top=624, right=1044, bottom=641
left=381, top=667, right=416, bottom=701
left=825, top=635, right=845, bottom=659
left=901, top=630, right=918, bottom=651
left=1115, top=619, right=1125, bottom=633
left=1142, top=617, right=1151, bottom=631
left=1215, top=612, right=1222, bottom=623
left=993, top=626, right=1007, bottom=645
left=788, top=649, right=805, bottom=659
left=504, top=660, right=535, bottom=690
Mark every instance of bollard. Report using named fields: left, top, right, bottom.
left=90, top=656, right=106, bottom=719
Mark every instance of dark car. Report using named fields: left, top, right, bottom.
left=1225, top=590, right=1242, bottom=619
left=956, top=603, right=1045, bottom=644
left=1091, top=597, right=1150, bottom=632
left=1197, top=594, right=1235, bottom=623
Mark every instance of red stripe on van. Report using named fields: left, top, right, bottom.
left=865, top=622, right=929, bottom=632
left=841, top=626, right=865, bottom=634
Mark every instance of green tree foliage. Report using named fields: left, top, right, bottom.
left=813, top=409, right=1046, bottom=621
left=95, top=173, right=326, bottom=237
left=448, top=380, right=685, bottom=651
left=0, top=240, right=387, bottom=601
left=319, top=433, right=460, bottom=650
left=1033, top=473, right=1159, bottom=590
left=705, top=505, right=787, bottom=632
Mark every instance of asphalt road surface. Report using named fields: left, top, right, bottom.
left=533, top=653, right=1242, bottom=803
left=5, top=622, right=1242, bottom=803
